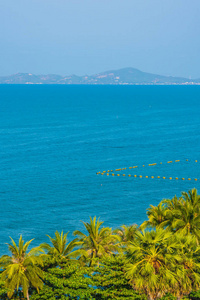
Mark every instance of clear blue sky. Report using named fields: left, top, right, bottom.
left=0, top=0, right=200, bottom=78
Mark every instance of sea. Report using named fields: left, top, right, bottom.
left=0, top=85, right=200, bottom=254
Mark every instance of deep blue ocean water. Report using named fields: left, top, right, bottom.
left=0, top=85, right=200, bottom=254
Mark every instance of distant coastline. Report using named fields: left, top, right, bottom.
left=0, top=67, right=200, bottom=85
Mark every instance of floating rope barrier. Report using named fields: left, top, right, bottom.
left=97, top=173, right=198, bottom=181
left=96, top=159, right=199, bottom=181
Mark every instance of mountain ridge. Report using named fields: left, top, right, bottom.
left=0, top=68, right=199, bottom=85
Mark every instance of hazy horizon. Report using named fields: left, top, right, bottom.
left=1, top=67, right=200, bottom=80
left=1, top=0, right=200, bottom=78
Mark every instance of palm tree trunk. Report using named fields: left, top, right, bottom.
left=148, top=291, right=155, bottom=300
left=26, top=290, right=30, bottom=300
left=89, top=249, right=94, bottom=267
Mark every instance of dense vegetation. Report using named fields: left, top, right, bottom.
left=1, top=188, right=200, bottom=299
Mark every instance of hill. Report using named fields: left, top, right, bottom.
left=0, top=68, right=199, bottom=85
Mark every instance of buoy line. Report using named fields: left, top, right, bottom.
left=96, top=159, right=199, bottom=181
left=97, top=173, right=198, bottom=181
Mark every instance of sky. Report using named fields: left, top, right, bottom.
left=0, top=0, right=200, bottom=78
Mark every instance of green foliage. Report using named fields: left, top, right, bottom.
left=173, top=234, right=200, bottom=296
left=0, top=277, right=9, bottom=299
left=90, top=255, right=147, bottom=299
left=73, top=216, right=120, bottom=266
left=41, top=231, right=81, bottom=267
left=189, top=289, right=200, bottom=300
left=31, top=262, right=94, bottom=300
left=114, top=224, right=138, bottom=244
left=141, top=202, right=169, bottom=230
left=126, top=229, right=178, bottom=299
left=159, top=293, right=176, bottom=300
left=0, top=236, right=44, bottom=299
left=143, top=188, right=200, bottom=241
left=0, top=189, right=200, bottom=299
left=31, top=256, right=146, bottom=300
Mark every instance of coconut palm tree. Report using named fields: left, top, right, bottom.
left=114, top=224, right=138, bottom=244
left=141, top=202, right=169, bottom=230
left=73, top=216, right=120, bottom=266
left=164, top=189, right=200, bottom=242
left=162, top=195, right=183, bottom=212
left=142, top=190, right=200, bottom=239
left=41, top=231, right=81, bottom=266
left=182, top=188, right=200, bottom=208
left=171, top=200, right=200, bottom=241
left=125, top=229, right=178, bottom=300
left=0, top=236, right=44, bottom=300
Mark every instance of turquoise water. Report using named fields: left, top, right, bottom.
left=0, top=85, right=200, bottom=254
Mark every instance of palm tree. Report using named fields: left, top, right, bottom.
left=41, top=231, right=81, bottom=265
left=141, top=202, right=169, bottom=230
left=125, top=229, right=178, bottom=300
left=172, top=233, right=200, bottom=298
left=114, top=224, right=138, bottom=245
left=162, top=195, right=183, bottom=211
left=0, top=236, right=44, bottom=300
left=141, top=189, right=200, bottom=240
left=171, top=200, right=200, bottom=240
left=165, top=189, right=200, bottom=241
left=182, top=188, right=200, bottom=208
left=73, top=216, right=120, bottom=266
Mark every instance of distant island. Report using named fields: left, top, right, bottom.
left=0, top=67, right=200, bottom=85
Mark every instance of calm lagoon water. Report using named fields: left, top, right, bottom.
left=0, top=85, right=200, bottom=254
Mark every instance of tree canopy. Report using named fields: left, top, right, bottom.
left=1, top=189, right=200, bottom=300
